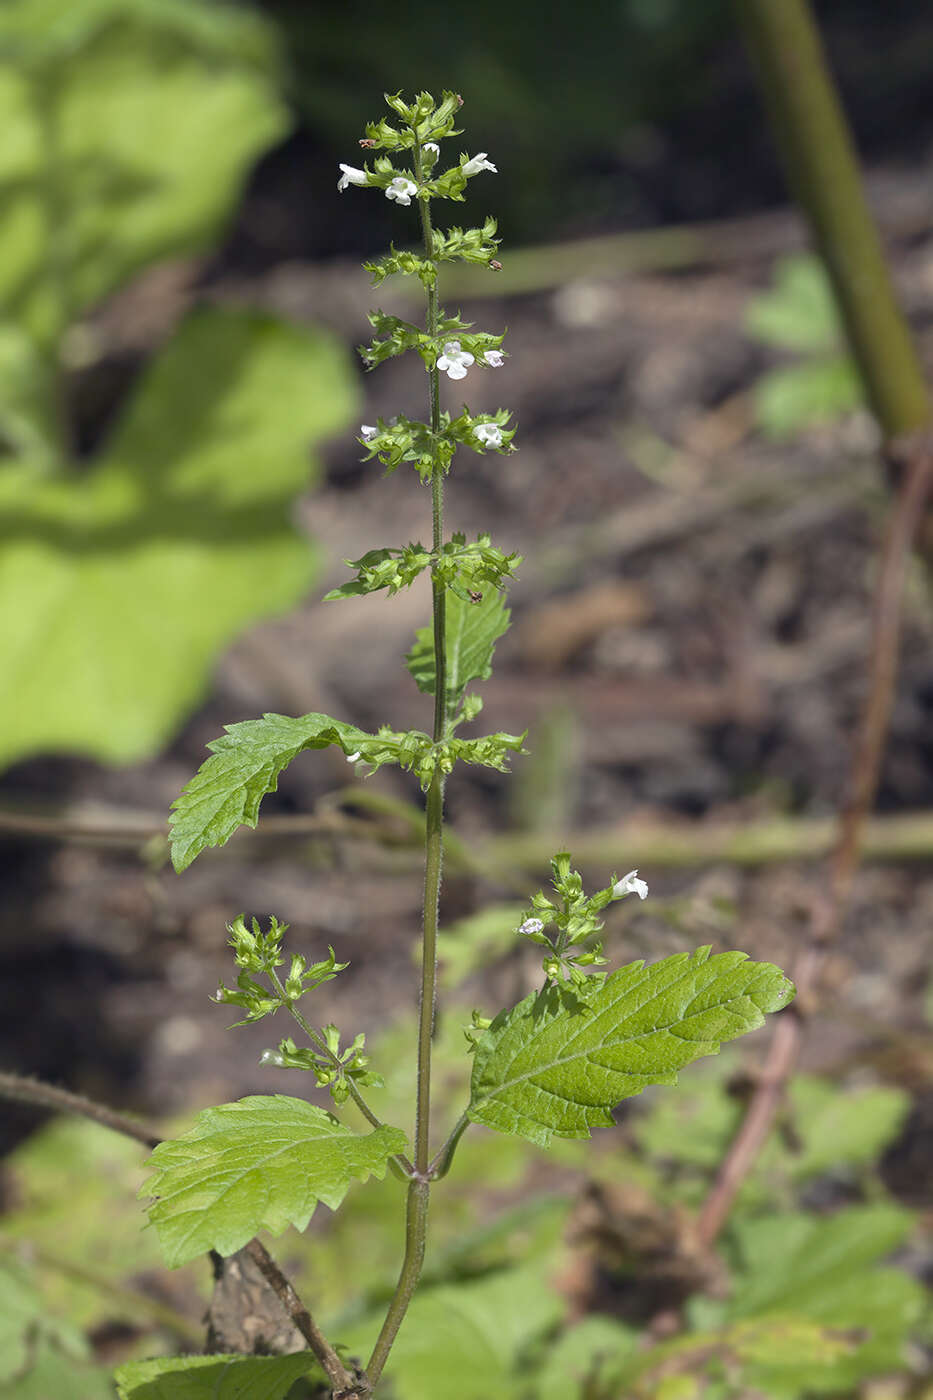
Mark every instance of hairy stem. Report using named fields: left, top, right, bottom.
left=369, top=133, right=446, bottom=1392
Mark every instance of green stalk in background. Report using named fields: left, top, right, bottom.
left=734, top=0, right=931, bottom=440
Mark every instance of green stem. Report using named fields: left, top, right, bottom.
left=428, top=1111, right=469, bottom=1181
left=368, top=132, right=447, bottom=1392
left=734, top=0, right=931, bottom=438
left=366, top=1178, right=429, bottom=1386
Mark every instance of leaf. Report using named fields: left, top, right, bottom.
left=0, top=1341, right=113, bottom=1400
left=337, top=1264, right=563, bottom=1400
left=745, top=254, right=843, bottom=353
left=468, top=948, right=795, bottom=1147
left=0, top=1257, right=111, bottom=1399
left=141, top=1095, right=408, bottom=1268
left=728, top=1203, right=916, bottom=1320
left=3, top=1117, right=168, bottom=1330
left=725, top=1206, right=928, bottom=1395
left=405, top=587, right=510, bottom=717
left=0, top=0, right=287, bottom=345
left=533, top=1317, right=638, bottom=1400
left=113, top=1352, right=323, bottom=1400
left=0, top=307, right=357, bottom=772
left=169, top=711, right=371, bottom=871
left=753, top=355, right=864, bottom=437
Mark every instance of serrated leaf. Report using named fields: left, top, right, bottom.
left=141, top=1095, right=407, bottom=1268
left=0, top=0, right=287, bottom=345
left=0, top=308, right=356, bottom=772
left=169, top=711, right=370, bottom=871
left=468, top=948, right=794, bottom=1147
left=405, top=588, right=510, bottom=718
left=113, top=1352, right=323, bottom=1400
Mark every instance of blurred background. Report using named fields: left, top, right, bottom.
left=1, top=1, right=932, bottom=1395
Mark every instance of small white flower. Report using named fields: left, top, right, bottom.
left=613, top=870, right=648, bottom=901
left=474, top=423, right=503, bottom=448
left=423, top=142, right=440, bottom=158
left=462, top=152, right=497, bottom=177
left=345, top=751, right=361, bottom=763
left=483, top=349, right=505, bottom=367
left=360, top=424, right=378, bottom=442
left=385, top=176, right=417, bottom=205
left=519, top=917, right=544, bottom=935
left=436, top=340, right=474, bottom=380
left=337, top=163, right=368, bottom=192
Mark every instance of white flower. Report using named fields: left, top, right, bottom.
left=385, top=176, right=417, bottom=205
left=436, top=340, right=474, bottom=380
left=519, top=917, right=544, bottom=935
left=423, top=142, right=440, bottom=158
left=613, top=870, right=648, bottom=901
left=345, top=751, right=361, bottom=763
left=337, top=163, right=368, bottom=192
left=474, top=423, right=503, bottom=448
left=483, top=349, right=505, bottom=367
left=462, top=152, right=497, bottom=177
left=360, top=425, right=378, bottom=442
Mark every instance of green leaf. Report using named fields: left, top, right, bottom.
left=728, top=1203, right=916, bottom=1320
left=0, top=1341, right=113, bottom=1400
left=745, top=254, right=843, bottom=353
left=725, top=1206, right=927, bottom=1394
left=113, top=1352, right=323, bottom=1400
left=337, top=1264, right=562, bottom=1400
left=468, top=948, right=795, bottom=1147
left=0, top=1257, right=112, bottom=1399
left=0, top=307, right=356, bottom=773
left=406, top=587, right=510, bottom=718
left=141, top=1095, right=407, bottom=1268
left=113, top=1355, right=319, bottom=1400
left=0, top=0, right=287, bottom=345
left=753, top=355, right=864, bottom=437
left=169, top=711, right=372, bottom=871
left=533, top=1317, right=638, bottom=1400
left=2, top=1117, right=169, bottom=1331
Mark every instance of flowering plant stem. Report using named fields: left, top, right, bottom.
left=367, top=137, right=445, bottom=1389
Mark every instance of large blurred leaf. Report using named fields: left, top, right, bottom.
left=0, top=307, right=357, bottom=767
left=724, top=1205, right=928, bottom=1395
left=468, top=948, right=794, bottom=1147
left=114, top=1352, right=323, bottom=1400
left=141, top=1095, right=407, bottom=1269
left=2, top=1117, right=170, bottom=1331
left=337, top=1264, right=563, bottom=1400
left=0, top=0, right=287, bottom=347
left=0, top=1256, right=112, bottom=1398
